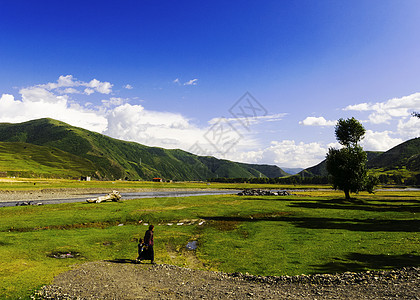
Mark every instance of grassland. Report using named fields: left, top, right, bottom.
left=0, top=142, right=97, bottom=178
left=0, top=177, right=328, bottom=191
left=0, top=183, right=419, bottom=299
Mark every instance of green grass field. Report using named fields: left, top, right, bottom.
left=0, top=185, right=419, bottom=299
left=0, top=177, right=329, bottom=191
left=0, top=142, right=98, bottom=178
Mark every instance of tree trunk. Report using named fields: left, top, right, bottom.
left=344, top=189, right=351, bottom=200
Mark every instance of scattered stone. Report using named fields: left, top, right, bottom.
left=47, top=251, right=81, bottom=259
left=237, top=189, right=294, bottom=196
left=15, top=201, right=44, bottom=206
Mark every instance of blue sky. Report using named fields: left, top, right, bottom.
left=1, top=0, right=419, bottom=168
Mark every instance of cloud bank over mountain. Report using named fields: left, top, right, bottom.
left=1, top=76, right=419, bottom=168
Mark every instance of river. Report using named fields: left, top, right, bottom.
left=0, top=190, right=240, bottom=207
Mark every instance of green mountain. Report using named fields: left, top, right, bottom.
left=0, top=142, right=97, bottom=178
left=368, top=137, right=420, bottom=171
left=300, top=138, right=420, bottom=181
left=300, top=151, right=383, bottom=177
left=0, top=118, right=288, bottom=180
left=299, top=159, right=328, bottom=178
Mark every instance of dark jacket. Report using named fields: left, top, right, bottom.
left=144, top=229, right=154, bottom=246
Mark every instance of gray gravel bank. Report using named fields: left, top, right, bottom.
left=34, top=262, right=419, bottom=299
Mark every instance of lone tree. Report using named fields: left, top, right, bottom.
left=326, top=117, right=377, bottom=200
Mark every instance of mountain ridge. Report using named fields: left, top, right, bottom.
left=0, top=118, right=289, bottom=180
left=300, top=138, right=420, bottom=181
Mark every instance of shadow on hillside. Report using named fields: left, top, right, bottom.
left=288, top=199, right=420, bottom=213
left=312, top=252, right=420, bottom=274
left=201, top=215, right=420, bottom=232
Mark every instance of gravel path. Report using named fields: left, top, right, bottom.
left=34, top=262, right=419, bottom=299
left=0, top=188, right=112, bottom=202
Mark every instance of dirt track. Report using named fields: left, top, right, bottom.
left=35, top=262, right=419, bottom=299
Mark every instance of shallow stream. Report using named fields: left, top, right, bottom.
left=0, top=190, right=240, bottom=207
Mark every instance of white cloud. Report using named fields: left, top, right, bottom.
left=101, top=97, right=128, bottom=108
left=224, top=140, right=329, bottom=168
left=299, top=116, right=336, bottom=126
left=61, top=88, right=80, bottom=94
left=209, top=113, right=286, bottom=127
left=172, top=78, right=198, bottom=86
left=38, top=75, right=77, bottom=90
left=184, top=79, right=198, bottom=86
left=37, top=75, right=113, bottom=95
left=104, top=103, right=207, bottom=149
left=397, top=117, right=420, bottom=138
left=87, top=79, right=113, bottom=94
left=344, top=92, right=420, bottom=124
left=0, top=91, right=107, bottom=133
left=344, top=103, right=371, bottom=111
left=20, top=87, right=68, bottom=104
left=0, top=75, right=112, bottom=132
left=124, top=84, right=133, bottom=90
left=361, top=130, right=403, bottom=151
left=84, top=88, right=95, bottom=95
left=56, top=75, right=78, bottom=87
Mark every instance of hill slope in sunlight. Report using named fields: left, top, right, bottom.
left=0, top=118, right=288, bottom=180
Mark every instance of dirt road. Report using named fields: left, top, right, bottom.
left=35, top=262, right=419, bottom=299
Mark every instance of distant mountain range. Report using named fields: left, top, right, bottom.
left=1, top=118, right=418, bottom=182
left=282, top=167, right=304, bottom=175
left=0, top=118, right=289, bottom=180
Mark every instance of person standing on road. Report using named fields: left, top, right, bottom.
left=143, top=225, right=155, bottom=264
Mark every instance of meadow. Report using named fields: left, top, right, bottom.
left=0, top=181, right=419, bottom=299
left=0, top=177, right=327, bottom=191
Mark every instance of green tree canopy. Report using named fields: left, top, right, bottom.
left=326, top=117, right=377, bottom=200
left=334, top=117, right=366, bottom=147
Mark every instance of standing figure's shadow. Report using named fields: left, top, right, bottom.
left=106, top=259, right=155, bottom=264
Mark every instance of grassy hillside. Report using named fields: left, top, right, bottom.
left=0, top=118, right=287, bottom=180
left=301, top=151, right=383, bottom=178
left=299, top=139, right=420, bottom=185
left=368, top=137, right=420, bottom=171
left=0, top=142, right=97, bottom=178
left=242, top=163, right=289, bottom=177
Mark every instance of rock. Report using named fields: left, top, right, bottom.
left=237, top=189, right=293, bottom=196
left=86, top=191, right=122, bottom=203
